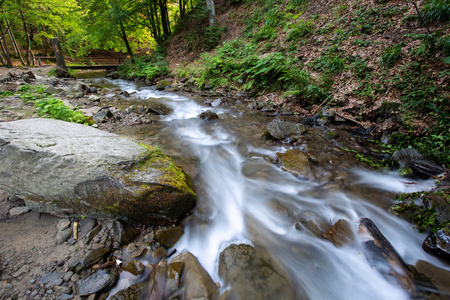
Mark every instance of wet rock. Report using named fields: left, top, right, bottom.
left=145, top=102, right=173, bottom=115
left=422, top=227, right=450, bottom=263
left=0, top=119, right=196, bottom=224
left=295, top=211, right=330, bottom=237
left=75, top=269, right=119, bottom=296
left=156, top=80, right=172, bottom=90
left=112, top=219, right=139, bottom=245
left=392, top=148, right=422, bottom=169
left=56, top=227, right=73, bottom=245
left=323, top=219, right=356, bottom=247
left=147, top=260, right=167, bottom=300
left=166, top=261, right=183, bottom=295
left=9, top=206, right=30, bottom=216
left=322, top=109, right=335, bottom=119
left=155, top=227, right=184, bottom=248
left=261, top=105, right=276, bottom=112
left=218, top=244, right=295, bottom=300
left=152, top=247, right=167, bottom=259
left=199, top=110, right=219, bottom=121
left=69, top=247, right=109, bottom=273
left=411, top=159, right=445, bottom=178
left=276, top=149, right=312, bottom=179
left=322, top=130, right=338, bottom=140
left=267, top=120, right=306, bottom=140
left=57, top=219, right=71, bottom=231
left=413, top=260, right=450, bottom=296
left=171, top=252, right=219, bottom=300
left=422, top=193, right=450, bottom=224
left=211, top=98, right=222, bottom=107
left=94, top=110, right=113, bottom=123
left=109, top=282, right=145, bottom=300
left=122, top=260, right=145, bottom=276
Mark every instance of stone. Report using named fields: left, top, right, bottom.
left=111, top=219, right=139, bottom=245
left=93, top=110, right=113, bottom=123
left=81, top=225, right=102, bottom=246
left=145, top=102, right=173, bottom=116
left=88, top=95, right=100, bottom=102
left=57, top=219, right=71, bottom=231
left=276, top=149, right=313, bottom=179
left=210, top=98, right=222, bottom=107
left=109, top=282, right=145, bottom=300
left=9, top=206, right=30, bottom=216
left=199, top=111, right=219, bottom=121
left=295, top=211, right=330, bottom=237
left=40, top=272, right=65, bottom=285
left=0, top=119, right=196, bottom=224
left=414, top=260, right=450, bottom=296
left=79, top=107, right=102, bottom=117
left=63, top=271, right=74, bottom=282
left=122, top=260, right=145, bottom=276
left=56, top=227, right=73, bottom=245
left=44, top=86, right=65, bottom=95
left=166, top=261, right=183, bottom=294
left=78, top=218, right=97, bottom=238
left=152, top=247, right=167, bottom=259
left=155, top=227, right=184, bottom=248
left=323, top=219, right=356, bottom=247
left=422, top=227, right=450, bottom=263
left=69, top=247, right=109, bottom=273
left=171, top=252, right=219, bottom=300
left=53, top=286, right=72, bottom=294
left=57, top=294, right=74, bottom=300
left=75, top=269, right=119, bottom=296
left=267, top=120, right=306, bottom=140
left=218, top=244, right=296, bottom=300
left=156, top=80, right=172, bottom=90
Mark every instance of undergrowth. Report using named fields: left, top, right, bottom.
left=118, top=53, right=169, bottom=80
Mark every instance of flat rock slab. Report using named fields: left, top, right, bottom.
left=0, top=119, right=196, bottom=224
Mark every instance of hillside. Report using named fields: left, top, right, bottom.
left=159, top=0, right=450, bottom=166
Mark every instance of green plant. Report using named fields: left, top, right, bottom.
left=204, top=24, right=226, bottom=51
left=0, top=90, right=14, bottom=98
left=381, top=45, right=402, bottom=68
left=286, top=20, right=314, bottom=41
left=118, top=54, right=169, bottom=80
left=422, top=0, right=450, bottom=25
left=34, top=97, right=94, bottom=125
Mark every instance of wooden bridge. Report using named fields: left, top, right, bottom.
left=35, top=56, right=123, bottom=70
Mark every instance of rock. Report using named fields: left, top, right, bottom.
left=44, top=86, right=65, bottom=95
left=57, top=293, right=74, bottom=300
left=88, top=95, right=100, bottom=102
left=218, top=244, right=295, bottom=300
left=9, top=206, right=30, bottom=216
left=53, top=286, right=72, bottom=294
left=75, top=269, right=119, bottom=296
left=267, top=120, right=306, bottom=140
left=79, top=107, right=102, bottom=117
left=210, top=98, right=222, bottom=107
left=40, top=272, right=65, bottom=286
left=155, top=227, right=184, bottom=248
left=109, top=282, right=145, bottom=300
left=57, top=219, right=71, bottom=231
left=93, top=110, right=113, bottom=123
left=413, top=260, right=450, bottom=296
left=53, top=67, right=74, bottom=79
left=422, top=193, right=450, bottom=224
left=422, top=227, right=450, bottom=263
left=152, top=247, right=167, bottom=259
left=73, top=82, right=89, bottom=93
left=392, top=148, right=423, bottom=168
left=145, top=102, right=173, bottom=116
left=69, top=247, right=109, bottom=273
left=0, top=119, right=196, bottom=224
left=276, top=149, right=313, bottom=179
left=146, top=260, right=167, bottom=300
left=156, top=80, right=172, bottom=90
left=81, top=225, right=102, bottom=246
left=322, top=130, right=338, bottom=140
left=56, top=227, right=73, bottom=245
left=171, top=252, right=219, bottom=300
left=411, top=159, right=445, bottom=178
left=23, top=71, right=36, bottom=80
left=78, top=218, right=97, bottom=238
left=122, top=260, right=145, bottom=276
left=166, top=261, right=183, bottom=295
left=111, top=219, right=139, bottom=245
left=199, top=111, right=219, bottom=121
left=323, top=219, right=356, bottom=247
left=63, top=271, right=74, bottom=282
left=295, top=211, right=330, bottom=237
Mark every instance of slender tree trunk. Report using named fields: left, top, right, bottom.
left=206, top=0, right=216, bottom=26
left=159, top=0, right=170, bottom=36
left=119, top=22, right=133, bottom=58
left=16, top=0, right=34, bottom=65
left=2, top=8, right=25, bottom=65
left=0, top=21, right=12, bottom=67
left=152, top=1, right=161, bottom=37
left=179, top=0, right=185, bottom=18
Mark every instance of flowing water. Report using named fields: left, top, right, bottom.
left=93, top=78, right=448, bottom=299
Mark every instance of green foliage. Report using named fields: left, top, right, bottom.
left=348, top=57, right=372, bottom=78
left=286, top=20, right=314, bottom=41
left=254, top=25, right=277, bottom=42
left=34, top=97, right=93, bottom=124
left=380, top=45, right=402, bottom=68
left=0, top=90, right=14, bottom=98
left=393, top=191, right=450, bottom=232
left=204, top=24, right=226, bottom=51
left=19, top=84, right=48, bottom=103
left=281, top=66, right=326, bottom=101
left=422, top=0, right=450, bottom=25
left=118, top=54, right=168, bottom=80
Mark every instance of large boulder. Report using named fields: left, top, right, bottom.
left=0, top=119, right=196, bottom=224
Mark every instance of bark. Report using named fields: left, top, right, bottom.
left=179, top=0, right=185, bottom=18
left=50, top=37, right=67, bottom=69
left=16, top=0, right=35, bottom=65
left=206, top=0, right=216, bottom=26
left=1, top=7, right=25, bottom=66
left=0, top=21, right=12, bottom=67
left=119, top=22, right=133, bottom=58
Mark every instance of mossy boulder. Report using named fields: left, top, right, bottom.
left=0, top=119, right=196, bottom=224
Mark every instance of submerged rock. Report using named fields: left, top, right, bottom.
left=267, top=120, right=306, bottom=140
left=323, top=219, right=356, bottom=247
left=218, top=244, right=296, bottom=300
left=146, top=102, right=173, bottom=115
left=155, top=226, right=184, bottom=248
left=276, top=149, right=313, bottom=179
left=0, top=119, right=196, bottom=224
left=199, top=110, right=219, bottom=121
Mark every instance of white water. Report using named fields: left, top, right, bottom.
left=103, top=79, right=448, bottom=299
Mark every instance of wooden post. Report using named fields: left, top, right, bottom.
left=50, top=37, right=66, bottom=69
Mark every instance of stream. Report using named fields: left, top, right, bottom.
left=90, top=77, right=448, bottom=300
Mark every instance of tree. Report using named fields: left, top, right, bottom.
left=205, top=0, right=216, bottom=26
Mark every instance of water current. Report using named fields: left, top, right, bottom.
left=95, top=78, right=448, bottom=300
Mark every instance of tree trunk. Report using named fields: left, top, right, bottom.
left=206, top=0, right=216, bottom=26
left=1, top=7, right=25, bottom=66
left=159, top=0, right=170, bottom=36
left=16, top=0, right=34, bottom=65
left=179, top=0, right=185, bottom=18
left=50, top=37, right=67, bottom=69
left=0, top=21, right=12, bottom=67
left=119, top=22, right=133, bottom=58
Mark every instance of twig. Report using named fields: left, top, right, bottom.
left=335, top=111, right=366, bottom=128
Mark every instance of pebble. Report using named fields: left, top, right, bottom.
left=63, top=271, right=73, bottom=282
left=53, top=286, right=72, bottom=294
left=30, top=279, right=36, bottom=284
left=57, top=219, right=71, bottom=231
left=9, top=206, right=30, bottom=216
left=70, top=274, right=80, bottom=283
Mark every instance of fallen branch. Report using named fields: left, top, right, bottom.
left=335, top=111, right=366, bottom=128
